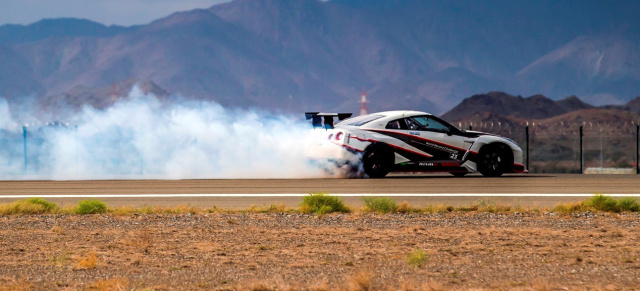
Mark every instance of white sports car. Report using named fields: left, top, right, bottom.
left=304, top=110, right=527, bottom=178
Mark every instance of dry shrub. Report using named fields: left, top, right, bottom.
left=129, top=230, right=154, bottom=253
left=395, top=201, right=419, bottom=213
left=89, top=277, right=129, bottom=291
left=422, top=204, right=454, bottom=213
left=348, top=270, right=373, bottom=291
left=50, top=225, right=63, bottom=234
left=247, top=203, right=289, bottom=213
left=309, top=280, right=332, bottom=291
left=49, top=250, right=72, bottom=267
left=399, top=280, right=444, bottom=291
left=244, top=281, right=275, bottom=291
left=473, top=198, right=511, bottom=213
left=75, top=252, right=98, bottom=270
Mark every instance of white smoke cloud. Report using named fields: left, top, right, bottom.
left=0, top=85, right=343, bottom=180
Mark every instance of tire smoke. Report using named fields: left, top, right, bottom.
left=0, top=85, right=336, bottom=180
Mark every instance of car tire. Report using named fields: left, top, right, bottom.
left=363, top=144, right=394, bottom=178
left=478, top=144, right=510, bottom=177
left=450, top=172, right=467, bottom=177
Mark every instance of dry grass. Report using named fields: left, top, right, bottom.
left=75, top=252, right=98, bottom=270
left=553, top=194, right=640, bottom=214
left=0, top=277, right=34, bottom=291
left=0, top=194, right=638, bottom=218
left=246, top=203, right=291, bottom=213
left=89, top=277, right=129, bottom=291
left=49, top=250, right=72, bottom=267
left=347, top=270, right=374, bottom=291
left=128, top=230, right=154, bottom=253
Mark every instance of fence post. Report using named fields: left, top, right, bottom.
left=579, top=125, right=583, bottom=174
left=525, top=125, right=529, bottom=171
left=636, top=124, right=639, bottom=174
left=22, top=125, right=27, bottom=173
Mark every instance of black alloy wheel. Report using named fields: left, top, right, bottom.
left=363, top=144, right=394, bottom=178
left=478, top=145, right=509, bottom=177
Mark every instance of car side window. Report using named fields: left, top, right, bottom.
left=407, top=116, right=450, bottom=133
left=405, top=118, right=423, bottom=130
left=425, top=117, right=450, bottom=132
left=385, top=119, right=408, bottom=130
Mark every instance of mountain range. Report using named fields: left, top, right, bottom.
left=1, top=0, right=639, bottom=117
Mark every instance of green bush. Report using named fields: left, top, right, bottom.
left=300, top=193, right=350, bottom=215
left=24, top=198, right=58, bottom=212
left=0, top=198, right=58, bottom=215
left=554, top=195, right=640, bottom=214
left=618, top=197, right=640, bottom=212
left=362, top=196, right=397, bottom=213
left=75, top=200, right=107, bottom=214
left=585, top=194, right=620, bottom=212
left=405, top=248, right=428, bottom=268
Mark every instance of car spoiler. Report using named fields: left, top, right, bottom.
left=305, top=112, right=353, bottom=129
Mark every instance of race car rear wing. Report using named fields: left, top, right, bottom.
left=305, top=112, right=353, bottom=129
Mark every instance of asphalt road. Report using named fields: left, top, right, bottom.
left=1, top=174, right=639, bottom=208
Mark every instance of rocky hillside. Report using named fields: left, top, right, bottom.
left=1, top=0, right=639, bottom=116
left=441, top=91, right=640, bottom=122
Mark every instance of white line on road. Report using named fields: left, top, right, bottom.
left=0, top=193, right=639, bottom=199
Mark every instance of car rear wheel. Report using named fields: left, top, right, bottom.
left=478, top=144, right=510, bottom=177
left=363, top=144, right=394, bottom=178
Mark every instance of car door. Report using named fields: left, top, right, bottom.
left=404, top=116, right=467, bottom=161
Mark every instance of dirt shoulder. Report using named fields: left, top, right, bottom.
left=1, top=213, right=639, bottom=290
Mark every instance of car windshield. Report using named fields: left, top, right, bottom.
left=337, top=114, right=384, bottom=126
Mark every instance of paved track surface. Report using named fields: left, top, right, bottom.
left=1, top=174, right=638, bottom=208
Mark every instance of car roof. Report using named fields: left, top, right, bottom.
left=337, top=110, right=435, bottom=129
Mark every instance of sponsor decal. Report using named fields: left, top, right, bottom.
left=418, top=162, right=460, bottom=167
left=409, top=131, right=421, bottom=136
left=440, top=162, right=460, bottom=167
left=449, top=153, right=459, bottom=160
left=421, top=141, right=458, bottom=155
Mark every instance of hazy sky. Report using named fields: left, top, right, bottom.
left=0, top=0, right=232, bottom=26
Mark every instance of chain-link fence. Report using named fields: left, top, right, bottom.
left=2, top=121, right=639, bottom=177
left=0, top=125, right=145, bottom=177
left=456, top=121, right=640, bottom=174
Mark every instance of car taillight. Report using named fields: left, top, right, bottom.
left=335, top=132, right=343, bottom=141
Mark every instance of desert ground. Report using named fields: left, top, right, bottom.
left=1, top=211, right=639, bottom=290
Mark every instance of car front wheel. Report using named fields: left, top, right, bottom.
left=478, top=144, right=510, bottom=177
